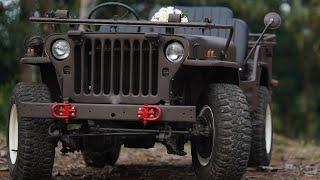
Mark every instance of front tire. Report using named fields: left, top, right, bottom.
left=7, top=83, right=55, bottom=179
left=248, top=86, right=273, bottom=167
left=192, top=83, right=252, bottom=180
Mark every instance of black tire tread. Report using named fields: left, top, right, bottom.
left=192, top=83, right=252, bottom=180
left=248, top=86, right=272, bottom=167
left=8, top=82, right=55, bottom=179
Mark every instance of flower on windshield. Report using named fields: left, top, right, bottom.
left=151, top=6, right=188, bottom=23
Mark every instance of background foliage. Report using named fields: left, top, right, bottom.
left=0, top=0, right=319, bottom=143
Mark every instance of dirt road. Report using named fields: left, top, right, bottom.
left=1, top=134, right=320, bottom=179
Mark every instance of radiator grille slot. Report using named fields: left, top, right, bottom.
left=83, top=40, right=91, bottom=94
left=103, top=40, right=111, bottom=94
left=132, top=40, right=140, bottom=95
left=122, top=40, right=131, bottom=95
left=74, top=37, right=159, bottom=98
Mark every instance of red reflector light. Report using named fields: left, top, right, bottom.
left=137, top=104, right=162, bottom=125
left=271, top=79, right=280, bottom=88
left=51, top=102, right=76, bottom=122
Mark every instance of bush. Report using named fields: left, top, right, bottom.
left=0, top=83, right=14, bottom=130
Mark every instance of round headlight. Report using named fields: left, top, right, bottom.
left=52, top=40, right=70, bottom=60
left=165, top=42, right=184, bottom=62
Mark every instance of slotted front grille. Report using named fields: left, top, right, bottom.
left=73, top=36, right=159, bottom=98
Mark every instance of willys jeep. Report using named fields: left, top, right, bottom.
left=7, top=2, right=281, bottom=179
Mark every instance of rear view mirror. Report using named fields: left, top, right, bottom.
left=244, top=12, right=281, bottom=64
left=264, top=12, right=282, bottom=29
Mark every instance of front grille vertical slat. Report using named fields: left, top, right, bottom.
left=119, top=40, right=124, bottom=93
left=129, top=41, right=133, bottom=95
left=139, top=40, right=143, bottom=94
left=100, top=39, right=105, bottom=94
left=110, top=40, right=114, bottom=94
left=90, top=39, right=95, bottom=94
left=80, top=42, right=85, bottom=94
left=148, top=42, right=153, bottom=94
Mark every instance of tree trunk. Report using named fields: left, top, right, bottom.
left=39, top=0, right=54, bottom=36
left=19, top=0, right=35, bottom=82
left=79, top=0, right=96, bottom=30
left=301, top=51, right=313, bottom=143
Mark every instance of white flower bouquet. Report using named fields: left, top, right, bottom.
left=151, top=6, right=188, bottom=23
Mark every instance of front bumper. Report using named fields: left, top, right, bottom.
left=19, top=102, right=196, bottom=123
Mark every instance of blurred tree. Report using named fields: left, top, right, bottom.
left=282, top=0, right=320, bottom=142
left=20, top=0, right=36, bottom=82
left=0, top=2, right=4, bottom=15
left=79, top=0, right=96, bottom=30
left=39, top=0, right=54, bottom=35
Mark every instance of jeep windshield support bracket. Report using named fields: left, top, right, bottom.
left=29, top=17, right=234, bottom=52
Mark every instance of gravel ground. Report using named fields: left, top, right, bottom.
left=1, top=134, right=320, bottom=179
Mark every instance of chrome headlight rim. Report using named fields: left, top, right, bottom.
left=165, top=41, right=185, bottom=63
left=51, top=39, right=71, bottom=60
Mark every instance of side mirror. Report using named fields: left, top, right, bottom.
left=264, top=12, right=282, bottom=29
left=244, top=12, right=281, bottom=65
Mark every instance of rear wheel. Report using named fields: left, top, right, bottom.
left=249, top=86, right=273, bottom=167
left=192, top=83, right=252, bottom=180
left=7, top=83, right=55, bottom=179
left=82, top=137, right=121, bottom=167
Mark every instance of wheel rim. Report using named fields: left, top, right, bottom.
left=265, top=104, right=272, bottom=154
left=196, top=105, right=214, bottom=166
left=9, top=104, right=18, bottom=164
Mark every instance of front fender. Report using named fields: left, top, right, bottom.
left=183, top=59, right=241, bottom=69
left=20, top=57, right=52, bottom=65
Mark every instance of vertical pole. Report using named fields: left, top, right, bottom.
left=79, top=0, right=96, bottom=31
